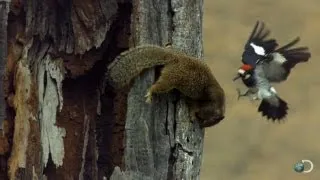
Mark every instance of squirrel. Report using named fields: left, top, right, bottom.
left=106, top=45, right=226, bottom=128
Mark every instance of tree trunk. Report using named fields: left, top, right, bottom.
left=0, top=0, right=205, bottom=179
left=0, top=0, right=9, bottom=126
left=0, top=1, right=9, bottom=179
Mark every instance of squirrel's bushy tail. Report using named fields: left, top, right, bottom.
left=106, top=45, right=184, bottom=89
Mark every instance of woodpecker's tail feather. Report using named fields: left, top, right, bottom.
left=258, top=96, right=288, bottom=122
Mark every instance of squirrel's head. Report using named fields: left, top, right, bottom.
left=197, top=86, right=226, bottom=128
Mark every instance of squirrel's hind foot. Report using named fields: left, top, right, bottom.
left=145, top=89, right=153, bottom=104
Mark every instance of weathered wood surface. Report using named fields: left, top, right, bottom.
left=0, top=0, right=10, bottom=128
left=1, top=0, right=119, bottom=179
left=0, top=0, right=206, bottom=179
left=0, top=1, right=10, bottom=179
left=110, top=0, right=205, bottom=179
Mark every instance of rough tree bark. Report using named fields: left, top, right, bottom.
left=0, top=1, right=10, bottom=180
left=0, top=0, right=206, bottom=179
left=0, top=0, right=9, bottom=126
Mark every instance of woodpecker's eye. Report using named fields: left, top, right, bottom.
left=244, top=74, right=251, bottom=79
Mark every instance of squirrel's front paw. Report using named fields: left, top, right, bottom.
left=145, top=90, right=153, bottom=104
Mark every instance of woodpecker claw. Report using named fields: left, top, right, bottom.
left=236, top=88, right=249, bottom=100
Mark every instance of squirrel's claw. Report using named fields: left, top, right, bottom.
left=145, top=90, right=153, bottom=104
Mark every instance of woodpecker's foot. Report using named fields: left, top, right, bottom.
left=145, top=90, right=153, bottom=104
left=249, top=96, right=259, bottom=103
left=236, top=88, right=249, bottom=100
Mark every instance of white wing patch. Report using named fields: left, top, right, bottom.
left=250, top=43, right=266, bottom=55
left=272, top=52, right=287, bottom=64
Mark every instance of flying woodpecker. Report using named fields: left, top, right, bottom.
left=233, top=21, right=311, bottom=121
left=234, top=63, right=288, bottom=121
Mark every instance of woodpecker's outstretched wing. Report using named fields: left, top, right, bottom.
left=242, top=21, right=278, bottom=67
left=254, top=65, right=288, bottom=121
left=262, top=37, right=311, bottom=82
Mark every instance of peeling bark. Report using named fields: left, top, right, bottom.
left=2, top=0, right=119, bottom=179
left=8, top=47, right=38, bottom=179
left=38, top=54, right=66, bottom=167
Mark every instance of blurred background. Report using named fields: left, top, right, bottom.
left=201, top=0, right=320, bottom=179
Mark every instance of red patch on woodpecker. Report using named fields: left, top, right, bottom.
left=240, top=64, right=253, bottom=71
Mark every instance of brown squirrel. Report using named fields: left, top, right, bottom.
left=106, top=45, right=226, bottom=128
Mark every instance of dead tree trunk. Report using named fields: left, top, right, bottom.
left=0, top=0, right=206, bottom=179
left=0, top=0, right=9, bottom=126
left=0, top=1, right=10, bottom=180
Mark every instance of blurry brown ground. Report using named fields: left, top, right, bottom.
left=201, top=0, right=320, bottom=179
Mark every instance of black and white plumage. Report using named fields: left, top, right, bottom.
left=234, top=20, right=311, bottom=121
left=235, top=64, right=288, bottom=121
left=241, top=21, right=278, bottom=68
left=241, top=21, right=311, bottom=82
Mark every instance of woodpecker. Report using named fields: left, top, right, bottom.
left=233, top=21, right=311, bottom=121
left=234, top=63, right=288, bottom=121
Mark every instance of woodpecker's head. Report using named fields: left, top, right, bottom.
left=233, top=64, right=254, bottom=81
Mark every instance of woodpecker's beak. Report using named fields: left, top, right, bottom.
left=233, top=75, right=241, bottom=81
